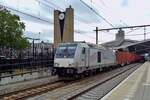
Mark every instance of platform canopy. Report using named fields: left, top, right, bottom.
left=114, top=39, right=150, bottom=55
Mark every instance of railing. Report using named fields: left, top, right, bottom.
left=0, top=67, right=52, bottom=80
left=0, top=59, right=53, bottom=68
left=0, top=59, right=54, bottom=80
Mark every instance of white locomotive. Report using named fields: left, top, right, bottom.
left=53, top=42, right=116, bottom=78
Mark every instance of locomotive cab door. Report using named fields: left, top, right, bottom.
left=81, top=47, right=88, bottom=67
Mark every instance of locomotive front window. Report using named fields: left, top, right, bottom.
left=55, top=44, right=77, bottom=58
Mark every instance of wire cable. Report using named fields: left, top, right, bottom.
left=0, top=3, right=52, bottom=23
left=79, top=0, right=115, bottom=27
left=126, top=27, right=142, bottom=34
left=125, top=32, right=150, bottom=36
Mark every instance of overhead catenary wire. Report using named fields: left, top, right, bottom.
left=42, top=0, right=64, bottom=11
left=1, top=0, right=107, bottom=44
left=97, top=24, right=150, bottom=31
left=79, top=0, right=115, bottom=28
left=125, top=33, right=145, bottom=36
left=126, top=27, right=142, bottom=34
left=1, top=2, right=91, bottom=37
left=94, top=27, right=143, bottom=36
left=41, top=0, right=92, bottom=23
left=126, top=32, right=150, bottom=36
left=95, top=26, right=147, bottom=36
left=40, top=0, right=99, bottom=35
left=0, top=4, right=52, bottom=23
left=64, top=0, right=95, bottom=23
left=37, top=0, right=97, bottom=35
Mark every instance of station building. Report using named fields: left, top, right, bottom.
left=102, top=29, right=138, bottom=49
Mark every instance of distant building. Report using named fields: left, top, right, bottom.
left=25, top=42, right=54, bottom=57
left=102, top=29, right=138, bottom=49
left=0, top=42, right=54, bottom=59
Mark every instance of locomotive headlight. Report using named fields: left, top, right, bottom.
left=54, top=63, right=59, bottom=67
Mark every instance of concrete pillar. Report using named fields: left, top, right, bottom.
left=54, top=10, right=61, bottom=48
left=54, top=6, right=74, bottom=48
left=63, top=6, right=74, bottom=43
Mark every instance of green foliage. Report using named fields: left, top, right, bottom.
left=0, top=8, right=29, bottom=49
left=15, top=37, right=30, bottom=50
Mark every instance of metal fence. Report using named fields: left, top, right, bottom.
left=0, top=52, right=54, bottom=76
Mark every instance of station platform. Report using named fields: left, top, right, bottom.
left=102, top=62, right=150, bottom=100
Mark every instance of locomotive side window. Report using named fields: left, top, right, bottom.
left=97, top=52, right=101, bottom=62
left=82, top=47, right=86, bottom=54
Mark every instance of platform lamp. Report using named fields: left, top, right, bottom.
left=25, top=37, right=40, bottom=60
left=41, top=41, right=45, bottom=68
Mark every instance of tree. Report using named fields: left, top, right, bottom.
left=0, top=7, right=29, bottom=50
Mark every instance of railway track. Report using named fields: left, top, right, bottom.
left=68, top=63, right=141, bottom=100
left=27, top=63, right=142, bottom=100
left=0, top=63, right=142, bottom=100
left=1, top=81, right=66, bottom=100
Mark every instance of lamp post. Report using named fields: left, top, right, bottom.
left=41, top=41, right=44, bottom=67
left=25, top=37, right=40, bottom=60
left=41, top=41, right=44, bottom=60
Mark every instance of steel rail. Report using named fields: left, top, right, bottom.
left=1, top=80, right=64, bottom=100
left=67, top=63, right=141, bottom=100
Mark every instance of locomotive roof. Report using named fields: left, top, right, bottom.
left=58, top=42, right=107, bottom=50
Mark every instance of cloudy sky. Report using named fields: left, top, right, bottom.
left=0, top=0, right=150, bottom=43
